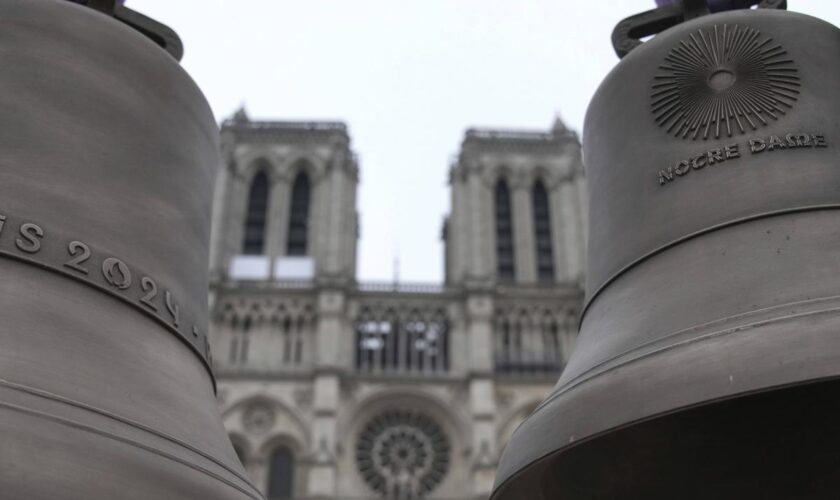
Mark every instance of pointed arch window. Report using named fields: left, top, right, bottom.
left=533, top=180, right=555, bottom=282
left=268, top=446, right=294, bottom=499
left=286, top=172, right=310, bottom=256
left=242, top=170, right=269, bottom=255
left=495, top=179, right=515, bottom=281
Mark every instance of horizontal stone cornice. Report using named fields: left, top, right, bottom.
left=221, top=119, right=351, bottom=146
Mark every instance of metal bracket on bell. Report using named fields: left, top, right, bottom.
left=611, top=0, right=787, bottom=59
left=65, top=0, right=184, bottom=61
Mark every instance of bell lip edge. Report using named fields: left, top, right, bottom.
left=490, top=373, right=840, bottom=500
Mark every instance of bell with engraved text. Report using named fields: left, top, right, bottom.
left=493, top=1, right=840, bottom=498
left=0, top=1, right=259, bottom=499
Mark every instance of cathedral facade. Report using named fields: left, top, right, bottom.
left=208, top=110, right=587, bottom=499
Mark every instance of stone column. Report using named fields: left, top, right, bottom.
left=323, top=158, right=346, bottom=276
left=550, top=179, right=568, bottom=281
left=446, top=171, right=465, bottom=284
left=305, top=288, right=347, bottom=496
left=209, top=160, right=230, bottom=279
left=445, top=177, right=458, bottom=283
left=306, top=374, right=339, bottom=496
left=558, top=179, right=584, bottom=282
left=465, top=293, right=498, bottom=496
left=224, top=175, right=248, bottom=268
left=512, top=179, right=536, bottom=284
left=310, top=172, right=328, bottom=277
left=467, top=172, right=489, bottom=280
left=315, top=289, right=346, bottom=369
left=447, top=301, right=469, bottom=374
left=266, top=174, right=291, bottom=273
left=342, top=166, right=359, bottom=278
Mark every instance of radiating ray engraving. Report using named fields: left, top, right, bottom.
left=652, top=24, right=800, bottom=140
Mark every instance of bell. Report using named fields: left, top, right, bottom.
left=494, top=2, right=840, bottom=498
left=0, top=1, right=259, bottom=499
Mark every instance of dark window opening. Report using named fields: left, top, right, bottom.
left=533, top=180, right=554, bottom=282
left=286, top=172, right=310, bottom=256
left=242, top=170, right=269, bottom=255
left=495, top=179, right=515, bottom=281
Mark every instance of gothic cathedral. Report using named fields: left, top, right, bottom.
left=208, top=109, right=586, bottom=499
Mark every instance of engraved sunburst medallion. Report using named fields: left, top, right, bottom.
left=652, top=24, right=800, bottom=140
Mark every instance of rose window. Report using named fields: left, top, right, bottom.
left=356, top=410, right=450, bottom=498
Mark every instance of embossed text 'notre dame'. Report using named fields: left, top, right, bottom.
left=658, top=133, right=827, bottom=186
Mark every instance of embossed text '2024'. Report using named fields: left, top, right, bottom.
left=0, top=213, right=211, bottom=364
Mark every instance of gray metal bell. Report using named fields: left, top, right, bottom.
left=494, top=3, right=840, bottom=499
left=0, top=1, right=259, bottom=498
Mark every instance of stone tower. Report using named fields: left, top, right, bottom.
left=444, top=118, right=587, bottom=287
left=439, top=118, right=587, bottom=492
left=210, top=108, right=358, bottom=285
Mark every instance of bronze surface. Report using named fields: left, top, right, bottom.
left=0, top=1, right=259, bottom=498
left=493, top=8, right=840, bottom=499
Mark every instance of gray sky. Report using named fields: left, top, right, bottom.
left=132, top=1, right=838, bottom=283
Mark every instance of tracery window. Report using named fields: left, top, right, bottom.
left=242, top=170, right=269, bottom=255
left=267, top=446, right=294, bottom=499
left=217, top=298, right=313, bottom=370
left=356, top=410, right=449, bottom=498
left=494, top=306, right=572, bottom=374
left=532, top=180, right=555, bottom=282
left=495, top=179, right=515, bottom=281
left=286, top=171, right=310, bottom=256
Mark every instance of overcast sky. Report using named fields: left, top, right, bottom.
left=132, top=1, right=838, bottom=283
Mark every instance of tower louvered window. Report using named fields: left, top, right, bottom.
left=242, top=170, right=269, bottom=255
left=495, top=179, right=515, bottom=281
left=533, top=180, right=555, bottom=282
left=286, top=172, right=310, bottom=256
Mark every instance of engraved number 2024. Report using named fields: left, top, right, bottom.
left=64, top=241, right=91, bottom=274
left=141, top=277, right=179, bottom=328
left=62, top=240, right=181, bottom=330
left=140, top=276, right=158, bottom=311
